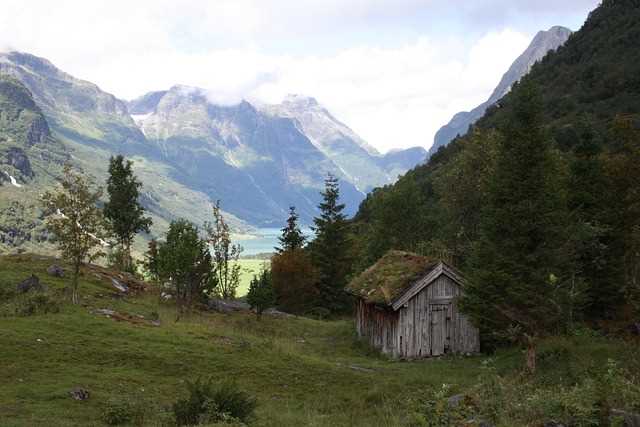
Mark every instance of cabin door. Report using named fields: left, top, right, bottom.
left=429, top=303, right=451, bottom=356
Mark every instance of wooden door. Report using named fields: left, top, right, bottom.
left=430, top=304, right=451, bottom=356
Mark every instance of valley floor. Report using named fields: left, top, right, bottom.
left=0, top=255, right=638, bottom=426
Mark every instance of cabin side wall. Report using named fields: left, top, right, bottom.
left=355, top=299, right=400, bottom=357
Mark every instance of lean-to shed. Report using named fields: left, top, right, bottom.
left=347, top=251, right=479, bottom=359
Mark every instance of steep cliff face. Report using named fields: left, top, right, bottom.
left=429, top=26, right=572, bottom=156
left=0, top=75, right=51, bottom=148
left=263, top=94, right=427, bottom=191
left=132, top=86, right=365, bottom=225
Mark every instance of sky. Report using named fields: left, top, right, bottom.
left=0, top=0, right=600, bottom=152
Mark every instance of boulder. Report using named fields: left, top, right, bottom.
left=611, top=409, right=640, bottom=427
left=208, top=299, right=250, bottom=313
left=16, top=274, right=45, bottom=293
left=264, top=308, right=295, bottom=318
left=447, top=394, right=464, bottom=408
left=111, top=278, right=128, bottom=293
left=46, top=264, right=64, bottom=277
left=69, top=387, right=90, bottom=401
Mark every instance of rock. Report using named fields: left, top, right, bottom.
left=349, top=364, right=375, bottom=373
left=69, top=387, right=90, bottom=401
left=46, top=264, right=64, bottom=277
left=208, top=299, right=250, bottom=313
left=611, top=409, right=640, bottom=427
left=447, top=394, right=464, bottom=408
left=16, top=275, right=45, bottom=293
left=95, top=308, right=116, bottom=316
left=4, top=147, right=35, bottom=177
left=111, top=278, right=128, bottom=293
left=264, top=308, right=295, bottom=318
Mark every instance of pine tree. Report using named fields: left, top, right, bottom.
left=606, top=115, right=640, bottom=315
left=276, top=206, right=306, bottom=253
left=246, top=269, right=275, bottom=319
left=310, top=174, right=351, bottom=313
left=460, top=81, right=568, bottom=374
left=566, top=119, right=617, bottom=319
left=42, top=164, right=108, bottom=304
left=143, top=239, right=160, bottom=286
left=103, top=155, right=152, bottom=273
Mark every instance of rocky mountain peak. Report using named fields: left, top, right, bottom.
left=429, top=25, right=572, bottom=157
left=281, top=94, right=320, bottom=109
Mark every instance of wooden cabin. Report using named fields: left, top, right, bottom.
left=347, top=251, right=479, bottom=359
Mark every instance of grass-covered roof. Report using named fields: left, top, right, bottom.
left=347, top=250, right=438, bottom=306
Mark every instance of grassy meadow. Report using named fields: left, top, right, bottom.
left=234, top=259, right=270, bottom=297
left=1, top=254, right=639, bottom=426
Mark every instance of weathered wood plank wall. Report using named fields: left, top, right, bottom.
left=355, top=271, right=480, bottom=359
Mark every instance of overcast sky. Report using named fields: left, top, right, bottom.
left=0, top=0, right=599, bottom=152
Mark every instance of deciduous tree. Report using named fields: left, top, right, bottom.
left=205, top=201, right=242, bottom=299
left=158, top=220, right=213, bottom=319
left=42, top=164, right=108, bottom=304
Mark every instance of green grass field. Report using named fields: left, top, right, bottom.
left=1, top=254, right=638, bottom=426
left=234, top=259, right=270, bottom=297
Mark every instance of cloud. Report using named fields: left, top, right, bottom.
left=0, top=0, right=598, bottom=152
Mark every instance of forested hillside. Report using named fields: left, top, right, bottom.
left=350, top=0, right=640, bottom=330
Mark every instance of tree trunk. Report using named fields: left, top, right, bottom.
left=525, top=336, right=536, bottom=374
left=72, top=260, right=80, bottom=305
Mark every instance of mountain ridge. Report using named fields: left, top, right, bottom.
left=429, top=25, right=572, bottom=157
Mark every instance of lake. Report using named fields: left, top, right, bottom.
left=235, top=227, right=313, bottom=256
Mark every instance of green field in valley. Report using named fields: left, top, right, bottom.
left=235, top=259, right=270, bottom=297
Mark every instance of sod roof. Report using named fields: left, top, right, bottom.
left=347, top=250, right=438, bottom=306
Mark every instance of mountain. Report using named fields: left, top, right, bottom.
left=263, top=94, right=427, bottom=191
left=429, top=25, right=572, bottom=157
left=0, top=52, right=249, bottom=246
left=128, top=86, right=366, bottom=225
left=0, top=75, right=71, bottom=252
left=0, top=49, right=427, bottom=251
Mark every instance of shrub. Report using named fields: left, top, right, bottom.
left=173, top=378, right=256, bottom=426
left=101, top=397, right=146, bottom=425
left=14, top=292, right=60, bottom=316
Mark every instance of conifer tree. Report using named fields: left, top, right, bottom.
left=460, top=81, right=567, bottom=374
left=606, top=115, right=640, bottom=314
left=42, top=164, right=108, bottom=304
left=246, top=269, right=275, bottom=319
left=276, top=206, right=306, bottom=253
left=104, top=155, right=152, bottom=272
left=143, top=239, right=160, bottom=285
left=310, top=174, right=351, bottom=313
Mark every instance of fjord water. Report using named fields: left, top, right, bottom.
left=236, top=227, right=314, bottom=256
